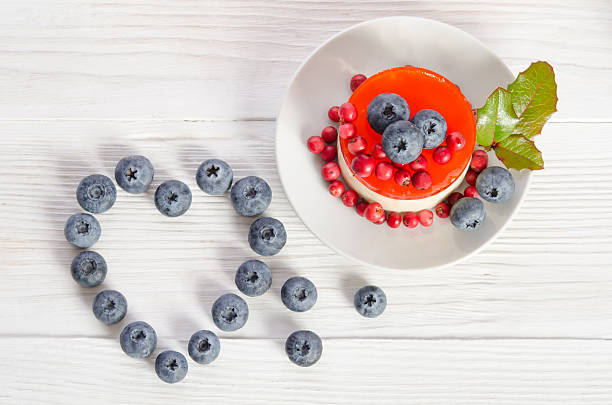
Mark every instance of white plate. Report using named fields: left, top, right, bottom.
left=276, top=17, right=530, bottom=270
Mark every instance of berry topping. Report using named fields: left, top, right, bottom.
left=350, top=74, right=367, bottom=92
left=328, top=106, right=340, bottom=122
left=367, top=93, right=410, bottom=134
left=394, top=169, right=411, bottom=187
left=307, top=136, right=325, bottom=154
left=339, top=102, right=358, bottom=122
left=387, top=212, right=402, bottom=228
left=450, top=197, right=486, bottom=230
left=433, top=146, right=451, bottom=165
left=465, top=169, right=478, bottom=186
left=347, top=136, right=367, bottom=155
left=355, top=200, right=368, bottom=217
left=475, top=166, right=515, bottom=203
left=321, top=126, right=338, bottom=143
left=464, top=185, right=479, bottom=198
left=351, top=153, right=376, bottom=178
left=375, top=161, right=394, bottom=181
left=409, top=154, right=428, bottom=171
left=411, top=171, right=432, bottom=190
left=338, top=122, right=356, bottom=139
left=412, top=109, right=447, bottom=149
left=381, top=120, right=424, bottom=164
left=470, top=150, right=488, bottom=172
left=321, top=162, right=341, bottom=181
left=320, top=144, right=337, bottom=162
left=341, top=189, right=359, bottom=207
left=448, top=191, right=464, bottom=206
left=446, top=131, right=466, bottom=152
left=371, top=143, right=387, bottom=159
left=403, top=212, right=419, bottom=228
left=328, top=180, right=344, bottom=197
left=364, top=202, right=385, bottom=223
left=435, top=202, right=450, bottom=218
left=418, top=209, right=434, bottom=227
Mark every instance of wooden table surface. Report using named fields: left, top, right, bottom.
left=1, top=1, right=611, bottom=404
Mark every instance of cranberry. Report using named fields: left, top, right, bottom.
left=355, top=200, right=368, bottom=217
left=338, top=122, right=356, bottom=139
left=447, top=131, right=466, bottom=152
left=448, top=192, right=463, bottom=206
left=350, top=74, right=367, bottom=92
left=409, top=155, right=428, bottom=171
left=348, top=136, right=367, bottom=154
left=412, top=171, right=432, bottom=190
left=465, top=169, right=478, bottom=186
left=375, top=212, right=387, bottom=225
left=435, top=202, right=450, bottom=218
left=464, top=185, right=479, bottom=198
left=339, top=102, right=358, bottom=122
left=387, top=212, right=402, bottom=228
left=470, top=150, right=488, bottom=172
left=307, top=136, right=325, bottom=154
left=394, top=169, right=411, bottom=187
left=418, top=210, right=434, bottom=227
left=341, top=189, right=359, bottom=207
left=328, top=106, right=340, bottom=122
left=375, top=161, right=394, bottom=181
left=321, top=161, right=340, bottom=181
left=433, top=146, right=451, bottom=165
left=371, top=143, right=387, bottom=159
left=392, top=161, right=407, bottom=169
left=364, top=202, right=385, bottom=223
left=320, top=144, right=337, bottom=162
left=328, top=180, right=344, bottom=197
left=351, top=153, right=376, bottom=178
left=321, top=126, right=338, bottom=143
left=403, top=212, right=419, bottom=228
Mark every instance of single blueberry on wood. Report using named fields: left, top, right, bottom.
left=196, top=159, right=233, bottom=195
left=120, top=321, right=157, bottom=358
left=155, top=350, right=188, bottom=384
left=235, top=259, right=272, bottom=297
left=281, top=276, right=317, bottom=312
left=211, top=293, right=249, bottom=332
left=354, top=285, right=387, bottom=318
left=248, top=217, right=287, bottom=256
left=76, top=174, right=117, bottom=214
left=92, top=290, right=127, bottom=325
left=64, top=213, right=101, bottom=248
left=154, top=180, right=192, bottom=217
left=115, top=155, right=154, bottom=194
left=230, top=176, right=272, bottom=216
left=188, top=330, right=220, bottom=365
left=285, top=330, right=322, bottom=367
left=71, top=250, right=107, bottom=287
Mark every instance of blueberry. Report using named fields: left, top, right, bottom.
left=92, top=290, right=127, bottom=325
left=76, top=174, right=117, bottom=214
left=235, top=260, right=272, bottom=297
left=230, top=176, right=272, bottom=217
left=354, top=285, right=387, bottom=318
left=367, top=93, right=410, bottom=134
left=412, top=109, right=447, bottom=149
left=188, top=330, right=220, bottom=365
left=154, top=180, right=192, bottom=217
left=71, top=250, right=107, bottom=287
left=120, top=321, right=157, bottom=358
left=281, top=276, right=317, bottom=312
left=211, top=293, right=249, bottom=332
left=155, top=350, right=188, bottom=384
left=381, top=120, right=424, bottom=164
left=450, top=197, right=486, bottom=230
left=196, top=159, right=233, bottom=195
left=476, top=166, right=515, bottom=203
left=64, top=213, right=101, bottom=248
left=248, top=217, right=286, bottom=256
left=285, top=330, right=322, bottom=367
left=115, top=155, right=154, bottom=194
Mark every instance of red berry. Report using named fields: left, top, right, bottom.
left=371, top=143, right=387, bottom=159
left=350, top=74, right=367, bottom=92
left=403, top=212, right=419, bottom=228
left=435, top=202, right=450, bottom=218
left=355, top=201, right=368, bottom=217
left=328, top=106, right=340, bottom=122
left=338, top=122, right=356, bottom=139
left=387, top=212, right=402, bottom=228
left=409, top=155, right=428, bottom=171
left=341, top=189, right=359, bottom=207
left=470, top=150, right=488, bottom=172
left=392, top=161, right=407, bottom=169
left=348, top=136, right=367, bottom=155
left=448, top=192, right=463, bottom=206
left=465, top=169, right=478, bottom=186
left=412, top=171, right=432, bottom=190
left=433, top=146, right=451, bottom=165
left=464, top=185, right=479, bottom=198
left=375, top=212, right=387, bottom=225
left=418, top=210, right=434, bottom=227
left=321, top=161, right=340, bottom=181
left=375, top=161, right=394, bottom=181
left=321, top=126, right=338, bottom=143
left=447, top=131, right=466, bottom=152
left=307, top=136, right=325, bottom=154
left=321, top=144, right=337, bottom=162
left=364, top=202, right=385, bottom=223
left=394, top=169, right=411, bottom=187
left=351, top=154, right=376, bottom=178
left=339, top=102, right=357, bottom=122
left=328, top=180, right=344, bottom=197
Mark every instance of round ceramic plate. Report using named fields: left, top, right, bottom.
left=276, top=17, right=530, bottom=270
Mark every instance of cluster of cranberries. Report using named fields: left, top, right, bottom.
left=306, top=73, right=486, bottom=229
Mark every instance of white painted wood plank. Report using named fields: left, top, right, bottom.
left=0, top=120, right=610, bottom=341
left=0, top=0, right=609, bottom=120
left=2, top=336, right=611, bottom=404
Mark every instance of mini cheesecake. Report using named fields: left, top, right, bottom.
left=338, top=66, right=476, bottom=212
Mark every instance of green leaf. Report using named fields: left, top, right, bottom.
left=476, top=87, right=519, bottom=147
left=493, top=135, right=544, bottom=171
left=507, top=61, right=558, bottom=139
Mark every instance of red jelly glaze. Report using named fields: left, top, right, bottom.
left=339, top=66, right=476, bottom=200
